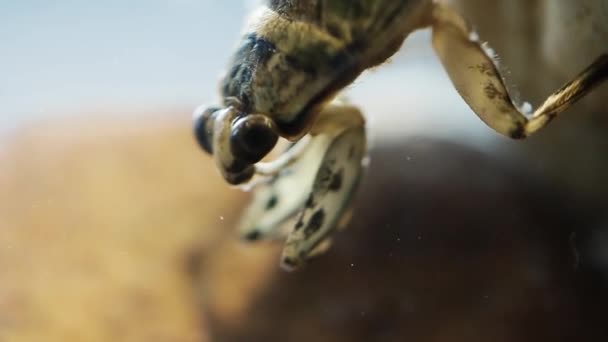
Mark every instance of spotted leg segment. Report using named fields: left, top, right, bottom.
left=237, top=134, right=335, bottom=241
left=236, top=103, right=367, bottom=270
left=280, top=106, right=366, bottom=271
left=430, top=3, right=608, bottom=139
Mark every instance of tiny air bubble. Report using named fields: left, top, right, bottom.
left=468, top=31, right=480, bottom=42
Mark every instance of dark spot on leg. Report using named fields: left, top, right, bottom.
left=305, top=193, right=314, bottom=208
left=304, top=209, right=325, bottom=238
left=243, top=230, right=261, bottom=241
left=484, top=81, right=513, bottom=107
left=265, top=194, right=278, bottom=210
left=318, top=164, right=333, bottom=185
left=484, top=82, right=500, bottom=100
left=348, top=146, right=355, bottom=160
left=329, top=169, right=343, bottom=191
left=295, top=219, right=304, bottom=230
left=475, top=62, right=495, bottom=76
left=509, top=123, right=526, bottom=140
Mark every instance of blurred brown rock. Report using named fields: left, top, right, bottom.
left=199, top=138, right=608, bottom=342
left=0, top=110, right=250, bottom=341
left=1, top=107, right=607, bottom=342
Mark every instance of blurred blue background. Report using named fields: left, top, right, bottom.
left=1, top=1, right=248, bottom=131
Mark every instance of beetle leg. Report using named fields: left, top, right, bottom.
left=237, top=133, right=333, bottom=241
left=253, top=135, right=312, bottom=177
left=236, top=103, right=367, bottom=270
left=430, top=2, right=608, bottom=139
left=280, top=105, right=367, bottom=271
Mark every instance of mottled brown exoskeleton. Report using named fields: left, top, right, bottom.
left=193, top=0, right=608, bottom=270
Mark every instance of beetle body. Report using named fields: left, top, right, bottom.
left=221, top=0, right=431, bottom=138
left=194, top=0, right=608, bottom=270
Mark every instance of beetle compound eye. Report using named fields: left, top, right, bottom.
left=230, top=114, right=279, bottom=164
left=192, top=105, right=221, bottom=154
